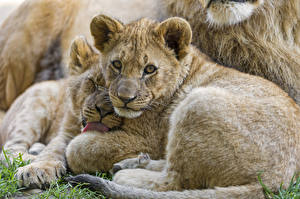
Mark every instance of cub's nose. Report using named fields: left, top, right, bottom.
left=117, top=86, right=136, bottom=104
left=95, top=105, right=112, bottom=118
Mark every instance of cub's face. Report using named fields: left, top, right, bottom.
left=101, top=41, right=181, bottom=118
left=90, top=15, right=192, bottom=118
left=198, top=0, right=264, bottom=26
left=68, top=36, right=122, bottom=132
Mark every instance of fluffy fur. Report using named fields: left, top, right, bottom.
left=1, top=0, right=299, bottom=110
left=164, top=0, right=300, bottom=104
left=0, top=37, right=120, bottom=188
left=0, top=0, right=164, bottom=110
left=66, top=16, right=300, bottom=199
left=0, top=0, right=299, bottom=193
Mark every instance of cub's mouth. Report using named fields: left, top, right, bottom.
left=109, top=92, right=150, bottom=119
left=81, top=119, right=110, bottom=133
left=113, top=107, right=143, bottom=119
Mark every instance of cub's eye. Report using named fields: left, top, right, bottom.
left=111, top=60, right=122, bottom=70
left=144, top=65, right=157, bottom=75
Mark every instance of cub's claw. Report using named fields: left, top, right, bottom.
left=138, top=153, right=150, bottom=165
left=15, top=161, right=66, bottom=189
left=111, top=153, right=150, bottom=174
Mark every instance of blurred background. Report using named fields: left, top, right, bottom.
left=0, top=0, right=24, bottom=25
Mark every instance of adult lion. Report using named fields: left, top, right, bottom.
left=0, top=0, right=299, bottom=111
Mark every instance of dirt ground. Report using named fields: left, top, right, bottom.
left=0, top=0, right=24, bottom=25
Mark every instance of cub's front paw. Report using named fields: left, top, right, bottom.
left=21, top=153, right=37, bottom=162
left=15, top=161, right=66, bottom=188
left=111, top=153, right=150, bottom=174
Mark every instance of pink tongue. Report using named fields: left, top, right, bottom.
left=82, top=122, right=109, bottom=133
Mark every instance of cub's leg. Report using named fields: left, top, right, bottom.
left=0, top=0, right=79, bottom=110
left=111, top=154, right=166, bottom=189
left=66, top=131, right=159, bottom=174
left=111, top=153, right=166, bottom=174
left=0, top=81, right=62, bottom=163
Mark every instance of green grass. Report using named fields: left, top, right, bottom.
left=34, top=178, right=105, bottom=199
left=1, top=150, right=300, bottom=199
left=0, top=150, right=30, bottom=198
left=35, top=172, right=111, bottom=199
left=0, top=150, right=109, bottom=199
left=259, top=173, right=300, bottom=199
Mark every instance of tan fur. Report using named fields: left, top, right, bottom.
left=0, top=0, right=164, bottom=110
left=0, top=37, right=118, bottom=188
left=0, top=80, right=66, bottom=161
left=164, top=0, right=300, bottom=104
left=0, top=110, right=5, bottom=125
left=0, top=0, right=80, bottom=110
left=0, top=0, right=299, bottom=193
left=1, top=0, right=298, bottom=110
left=66, top=16, right=300, bottom=199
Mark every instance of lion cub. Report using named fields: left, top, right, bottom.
left=0, top=36, right=121, bottom=188
left=67, top=15, right=300, bottom=199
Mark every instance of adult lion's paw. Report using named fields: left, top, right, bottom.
left=15, top=161, right=66, bottom=188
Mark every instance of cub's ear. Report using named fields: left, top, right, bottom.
left=69, top=36, right=99, bottom=76
left=156, top=17, right=192, bottom=60
left=90, top=14, right=124, bottom=53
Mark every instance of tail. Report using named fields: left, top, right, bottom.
left=67, top=175, right=265, bottom=199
